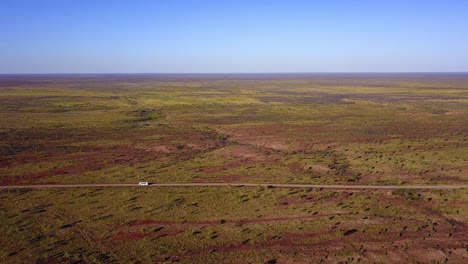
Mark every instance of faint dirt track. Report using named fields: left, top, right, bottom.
left=0, top=183, right=466, bottom=190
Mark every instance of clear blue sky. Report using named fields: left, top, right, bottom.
left=1, top=0, right=468, bottom=73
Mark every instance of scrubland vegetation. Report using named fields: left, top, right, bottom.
left=1, top=187, right=466, bottom=263
left=0, top=74, right=467, bottom=262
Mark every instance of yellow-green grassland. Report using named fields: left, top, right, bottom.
left=1, top=74, right=467, bottom=263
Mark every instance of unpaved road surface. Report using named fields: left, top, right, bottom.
left=0, top=183, right=466, bottom=190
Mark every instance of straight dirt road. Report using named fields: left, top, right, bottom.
left=0, top=183, right=466, bottom=190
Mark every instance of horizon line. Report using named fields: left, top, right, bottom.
left=1, top=71, right=468, bottom=76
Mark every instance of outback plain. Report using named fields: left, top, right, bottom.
left=0, top=74, right=467, bottom=263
